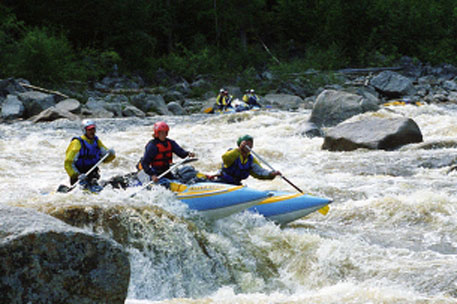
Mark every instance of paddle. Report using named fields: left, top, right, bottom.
left=128, top=157, right=198, bottom=198
left=245, top=146, right=329, bottom=215
left=57, top=152, right=111, bottom=193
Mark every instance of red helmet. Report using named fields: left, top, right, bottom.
left=153, top=121, right=169, bottom=137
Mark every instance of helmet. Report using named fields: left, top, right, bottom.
left=81, top=119, right=96, bottom=132
left=250, top=89, right=255, bottom=93
left=219, top=88, right=225, bottom=93
left=237, top=134, right=253, bottom=147
left=153, top=121, right=169, bottom=137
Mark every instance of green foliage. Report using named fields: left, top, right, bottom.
left=10, top=27, right=76, bottom=84
left=2, top=0, right=457, bottom=86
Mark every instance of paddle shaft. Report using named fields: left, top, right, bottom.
left=245, top=146, right=304, bottom=193
left=129, top=157, right=198, bottom=198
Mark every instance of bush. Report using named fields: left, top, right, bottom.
left=11, top=27, right=76, bottom=84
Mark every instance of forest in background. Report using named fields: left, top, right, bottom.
left=1, top=0, right=456, bottom=88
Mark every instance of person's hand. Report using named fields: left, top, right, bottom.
left=188, top=152, right=196, bottom=158
left=239, top=141, right=251, bottom=153
left=270, top=170, right=281, bottom=177
left=151, top=175, right=159, bottom=183
left=78, top=173, right=87, bottom=181
left=108, top=148, right=115, bottom=156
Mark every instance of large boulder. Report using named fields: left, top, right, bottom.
left=122, top=105, right=146, bottom=117
left=322, top=117, right=423, bottom=151
left=167, top=101, right=187, bottom=115
left=1, top=94, right=24, bottom=120
left=0, top=206, right=130, bottom=304
left=0, top=78, right=28, bottom=97
left=18, top=91, right=56, bottom=118
left=29, top=106, right=79, bottom=123
left=56, top=98, right=81, bottom=114
left=263, top=93, right=303, bottom=110
left=82, top=97, right=115, bottom=118
left=309, top=89, right=379, bottom=127
left=369, top=70, right=416, bottom=98
left=130, top=93, right=171, bottom=115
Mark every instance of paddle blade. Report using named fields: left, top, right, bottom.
left=57, top=184, right=71, bottom=193
left=318, top=205, right=330, bottom=215
left=203, top=107, right=213, bottom=113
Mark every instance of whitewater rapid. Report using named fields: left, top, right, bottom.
left=0, top=104, right=456, bottom=303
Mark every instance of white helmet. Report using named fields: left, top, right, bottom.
left=81, top=119, right=96, bottom=132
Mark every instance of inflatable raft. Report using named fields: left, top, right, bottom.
left=172, top=182, right=271, bottom=220
left=171, top=181, right=331, bottom=224
left=248, top=191, right=332, bottom=226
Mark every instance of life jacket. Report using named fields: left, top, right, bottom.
left=220, top=152, right=253, bottom=185
left=138, top=138, right=173, bottom=172
left=73, top=136, right=102, bottom=173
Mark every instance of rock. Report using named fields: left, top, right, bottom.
left=309, top=89, right=379, bottom=127
left=442, top=80, right=457, bottom=91
left=56, top=98, right=81, bottom=114
left=130, top=93, right=171, bottom=115
left=322, top=117, right=423, bottom=151
left=0, top=78, right=28, bottom=97
left=0, top=206, right=130, bottom=304
left=18, top=91, right=56, bottom=118
left=1, top=95, right=24, bottom=120
left=82, top=97, right=115, bottom=118
left=122, top=105, right=146, bottom=117
left=29, top=106, right=79, bottom=123
left=370, top=71, right=416, bottom=98
left=167, top=101, right=187, bottom=115
left=263, top=93, right=303, bottom=110
left=298, top=121, right=323, bottom=138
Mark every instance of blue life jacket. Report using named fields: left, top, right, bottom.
left=73, top=136, right=102, bottom=173
left=220, top=153, right=253, bottom=185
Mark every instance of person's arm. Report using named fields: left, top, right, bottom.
left=170, top=139, right=193, bottom=158
left=221, top=148, right=240, bottom=168
left=64, top=139, right=82, bottom=179
left=97, top=139, right=116, bottom=163
left=250, top=158, right=277, bottom=180
left=141, top=142, right=159, bottom=176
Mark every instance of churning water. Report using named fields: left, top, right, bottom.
left=1, top=104, right=456, bottom=303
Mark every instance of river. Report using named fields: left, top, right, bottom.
left=1, top=104, right=456, bottom=303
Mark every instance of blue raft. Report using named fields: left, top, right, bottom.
left=172, top=181, right=331, bottom=224
left=248, top=191, right=332, bottom=226
left=173, top=182, right=271, bottom=220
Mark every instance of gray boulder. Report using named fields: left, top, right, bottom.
left=263, top=93, right=303, bottom=110
left=167, top=101, right=187, bottom=115
left=322, top=117, right=423, bottom=151
left=0, top=78, right=28, bottom=97
left=122, top=105, right=146, bottom=117
left=130, top=93, right=171, bottom=115
left=298, top=121, right=322, bottom=138
left=56, top=98, right=81, bottom=114
left=1, top=95, right=24, bottom=120
left=370, top=71, right=416, bottom=97
left=18, top=91, right=56, bottom=118
left=82, top=97, right=115, bottom=118
left=29, top=106, right=79, bottom=123
left=310, top=89, right=379, bottom=127
left=0, top=206, right=130, bottom=304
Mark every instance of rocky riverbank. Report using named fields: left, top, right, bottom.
left=1, top=57, right=457, bottom=125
